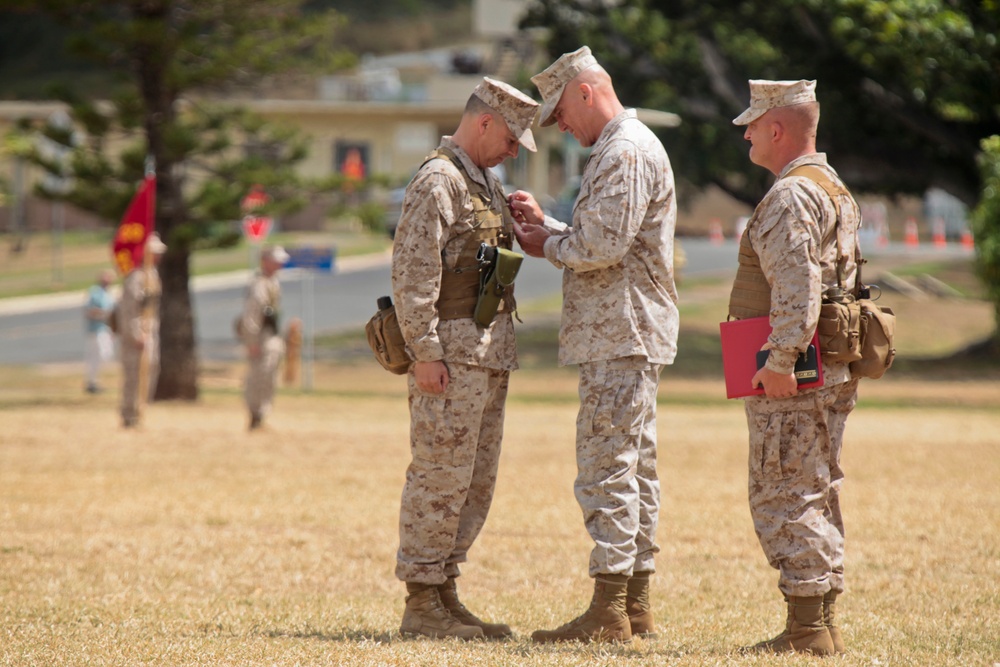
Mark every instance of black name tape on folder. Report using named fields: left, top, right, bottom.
left=719, top=316, right=824, bottom=399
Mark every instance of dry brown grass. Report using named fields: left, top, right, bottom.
left=1, top=357, right=997, bottom=666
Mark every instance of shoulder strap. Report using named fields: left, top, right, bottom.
left=422, top=146, right=513, bottom=256
left=422, top=147, right=491, bottom=200
left=784, top=164, right=859, bottom=291
left=785, top=165, right=849, bottom=199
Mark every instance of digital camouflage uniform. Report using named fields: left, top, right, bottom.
left=731, top=153, right=862, bottom=598
left=241, top=271, right=285, bottom=423
left=391, top=136, right=517, bottom=585
left=540, top=109, right=679, bottom=577
left=118, top=266, right=161, bottom=425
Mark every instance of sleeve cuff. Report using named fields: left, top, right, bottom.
left=408, top=339, right=445, bottom=363
left=765, top=348, right=800, bottom=374
left=542, top=235, right=564, bottom=269
left=543, top=215, right=569, bottom=233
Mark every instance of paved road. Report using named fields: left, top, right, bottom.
left=0, top=238, right=971, bottom=365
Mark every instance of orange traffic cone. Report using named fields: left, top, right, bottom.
left=876, top=220, right=889, bottom=247
left=709, top=218, right=724, bottom=245
left=961, top=228, right=974, bottom=250
left=904, top=218, right=920, bottom=249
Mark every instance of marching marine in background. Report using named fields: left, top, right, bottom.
left=118, top=232, right=166, bottom=428
left=391, top=76, right=537, bottom=640
left=239, top=245, right=289, bottom=431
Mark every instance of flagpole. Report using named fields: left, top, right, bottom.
left=137, top=156, right=156, bottom=416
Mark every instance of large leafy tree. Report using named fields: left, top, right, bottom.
left=522, top=0, right=999, bottom=208
left=6, top=0, right=355, bottom=399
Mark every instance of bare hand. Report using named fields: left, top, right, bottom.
left=414, top=360, right=450, bottom=394
left=751, top=366, right=799, bottom=399
left=513, top=220, right=551, bottom=258
left=508, top=190, right=544, bottom=226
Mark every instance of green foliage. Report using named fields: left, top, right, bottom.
left=354, top=201, right=388, bottom=235
left=305, top=0, right=466, bottom=21
left=9, top=0, right=355, bottom=249
left=522, top=0, right=999, bottom=208
left=971, top=135, right=1000, bottom=338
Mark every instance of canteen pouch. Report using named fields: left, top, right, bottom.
left=365, top=297, right=411, bottom=375
left=473, top=245, right=523, bottom=328
left=262, top=306, right=279, bottom=334
left=850, top=299, right=896, bottom=379
left=816, top=289, right=864, bottom=364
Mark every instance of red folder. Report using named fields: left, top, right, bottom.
left=719, top=316, right=824, bottom=399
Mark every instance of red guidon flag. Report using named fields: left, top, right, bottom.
left=111, top=174, right=156, bottom=275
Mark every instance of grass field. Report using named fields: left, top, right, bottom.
left=1, top=247, right=998, bottom=665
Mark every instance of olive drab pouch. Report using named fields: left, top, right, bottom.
left=365, top=296, right=411, bottom=375
left=850, top=295, right=896, bottom=379
left=473, top=244, right=523, bottom=328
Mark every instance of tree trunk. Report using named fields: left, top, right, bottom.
left=148, top=154, right=199, bottom=401
left=131, top=2, right=199, bottom=400
left=154, top=247, right=199, bottom=400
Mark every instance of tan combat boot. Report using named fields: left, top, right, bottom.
left=531, top=574, right=632, bottom=644
left=749, top=595, right=835, bottom=656
left=625, top=571, right=658, bottom=639
left=437, top=577, right=513, bottom=639
left=399, top=583, right=484, bottom=640
left=824, top=590, right=845, bottom=654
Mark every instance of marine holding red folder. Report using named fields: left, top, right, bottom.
left=723, top=78, right=864, bottom=657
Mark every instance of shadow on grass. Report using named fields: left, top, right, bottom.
left=260, top=624, right=724, bottom=661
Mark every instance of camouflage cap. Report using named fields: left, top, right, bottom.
left=530, top=46, right=599, bottom=127
left=732, top=79, right=817, bottom=126
left=472, top=76, right=539, bottom=152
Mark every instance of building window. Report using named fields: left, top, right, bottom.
left=334, top=141, right=369, bottom=182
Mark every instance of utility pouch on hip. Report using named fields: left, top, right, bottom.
left=365, top=296, right=411, bottom=375
left=849, top=295, right=896, bottom=379
left=817, top=287, right=864, bottom=363
left=473, top=244, right=523, bottom=328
